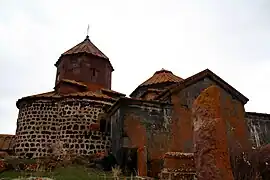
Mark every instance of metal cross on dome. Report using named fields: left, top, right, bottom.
left=87, top=24, right=90, bottom=36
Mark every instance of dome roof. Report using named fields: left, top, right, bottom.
left=139, top=68, right=183, bottom=87
left=61, top=35, right=108, bottom=59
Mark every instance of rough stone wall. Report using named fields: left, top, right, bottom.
left=245, top=113, right=270, bottom=148
left=110, top=101, right=172, bottom=177
left=192, top=85, right=234, bottom=180
left=15, top=98, right=112, bottom=158
left=169, top=77, right=251, bottom=153
left=123, top=104, right=172, bottom=159
left=110, top=109, right=121, bottom=162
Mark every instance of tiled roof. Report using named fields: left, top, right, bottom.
left=60, top=79, right=88, bottom=88
left=101, top=88, right=126, bottom=97
left=0, top=134, right=15, bottom=151
left=68, top=91, right=113, bottom=99
left=146, top=88, right=164, bottom=92
left=16, top=90, right=117, bottom=108
left=62, top=36, right=108, bottom=59
left=155, top=69, right=249, bottom=104
left=30, top=91, right=61, bottom=98
left=139, top=69, right=183, bottom=87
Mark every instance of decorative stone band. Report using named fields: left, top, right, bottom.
left=161, top=168, right=196, bottom=173
left=160, top=167, right=196, bottom=180
left=161, top=151, right=195, bottom=180
left=164, top=152, right=194, bottom=159
left=135, top=176, right=155, bottom=180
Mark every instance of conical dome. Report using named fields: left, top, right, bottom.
left=130, top=68, right=183, bottom=98
left=139, top=68, right=183, bottom=87
left=61, top=35, right=109, bottom=59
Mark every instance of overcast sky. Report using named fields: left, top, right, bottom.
left=0, top=0, right=270, bottom=134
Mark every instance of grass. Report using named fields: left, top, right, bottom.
left=0, top=165, right=132, bottom=180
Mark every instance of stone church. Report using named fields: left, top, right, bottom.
left=1, top=34, right=270, bottom=177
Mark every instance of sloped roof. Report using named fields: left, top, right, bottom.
left=60, top=79, right=88, bottom=88
left=62, top=35, right=108, bottom=59
left=54, top=79, right=88, bottom=91
left=139, top=69, right=183, bottom=87
left=16, top=89, right=117, bottom=108
left=155, top=69, right=249, bottom=104
left=101, top=89, right=126, bottom=97
left=55, top=36, right=114, bottom=71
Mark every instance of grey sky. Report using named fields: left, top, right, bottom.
left=0, top=0, right=270, bottom=134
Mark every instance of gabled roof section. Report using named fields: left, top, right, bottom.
left=140, top=69, right=183, bottom=87
left=156, top=69, right=249, bottom=104
left=62, top=35, right=109, bottom=59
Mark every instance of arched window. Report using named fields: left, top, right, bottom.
left=90, top=68, right=99, bottom=82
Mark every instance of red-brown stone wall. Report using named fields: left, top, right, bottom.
left=110, top=103, right=172, bottom=177
left=56, top=54, right=112, bottom=90
left=169, top=77, right=251, bottom=154
left=192, top=85, right=234, bottom=180
left=122, top=112, right=171, bottom=177
left=123, top=114, right=148, bottom=176
left=170, top=97, right=192, bottom=153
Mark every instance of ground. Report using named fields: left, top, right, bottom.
left=0, top=165, right=136, bottom=180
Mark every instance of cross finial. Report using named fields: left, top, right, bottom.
left=86, top=24, right=90, bottom=39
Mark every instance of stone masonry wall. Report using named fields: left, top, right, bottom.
left=15, top=98, right=112, bottom=158
left=169, top=77, right=251, bottom=153
left=245, top=112, right=270, bottom=148
left=110, top=101, right=172, bottom=177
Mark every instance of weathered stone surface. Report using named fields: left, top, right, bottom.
left=256, top=144, right=270, bottom=180
left=123, top=114, right=148, bottom=176
left=160, top=152, right=196, bottom=180
left=15, top=98, right=111, bottom=158
left=169, top=77, right=252, bottom=154
left=245, top=112, right=270, bottom=148
left=109, top=99, right=172, bottom=177
left=192, top=85, right=234, bottom=180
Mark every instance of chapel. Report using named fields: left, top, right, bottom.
left=0, top=33, right=270, bottom=178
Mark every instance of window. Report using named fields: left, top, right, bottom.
left=90, top=68, right=99, bottom=82
left=90, top=68, right=99, bottom=77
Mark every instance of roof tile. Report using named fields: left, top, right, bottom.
left=60, top=79, right=88, bottom=88
left=139, top=68, right=183, bottom=87
left=16, top=89, right=119, bottom=108
left=62, top=36, right=108, bottom=59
